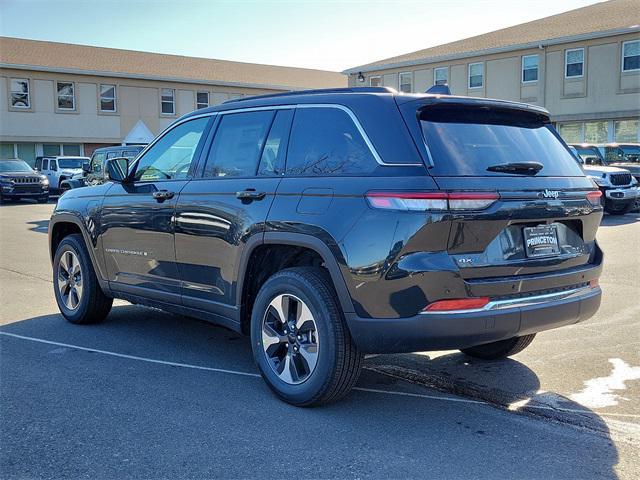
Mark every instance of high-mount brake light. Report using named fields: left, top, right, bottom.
left=423, top=297, right=490, bottom=312
left=366, top=192, right=498, bottom=211
left=586, top=190, right=603, bottom=206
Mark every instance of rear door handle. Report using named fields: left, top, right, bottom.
left=152, top=190, right=175, bottom=202
left=236, top=189, right=266, bottom=201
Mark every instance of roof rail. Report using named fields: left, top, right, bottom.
left=223, top=86, right=396, bottom=104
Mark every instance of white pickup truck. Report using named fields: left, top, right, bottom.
left=34, top=156, right=90, bottom=192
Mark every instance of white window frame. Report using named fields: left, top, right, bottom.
left=565, top=48, right=584, bottom=79
left=622, top=40, right=640, bottom=73
left=521, top=55, right=539, bottom=84
left=9, top=78, right=30, bottom=109
left=399, top=72, right=413, bottom=93
left=433, top=67, right=448, bottom=86
left=369, top=76, right=382, bottom=87
left=160, top=88, right=175, bottom=115
left=56, top=81, right=76, bottom=111
left=468, top=62, right=484, bottom=89
left=99, top=84, right=117, bottom=112
left=196, top=91, right=209, bottom=109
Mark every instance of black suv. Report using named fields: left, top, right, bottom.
left=49, top=87, right=603, bottom=406
left=59, top=145, right=144, bottom=191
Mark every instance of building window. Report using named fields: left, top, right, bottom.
left=565, top=48, right=584, bottom=78
left=10, top=78, right=30, bottom=108
left=522, top=55, right=539, bottom=83
left=399, top=72, right=413, bottom=93
left=468, top=62, right=483, bottom=89
left=614, top=119, right=639, bottom=142
left=161, top=88, right=175, bottom=115
left=43, top=144, right=62, bottom=156
left=196, top=91, right=209, bottom=109
left=558, top=123, right=583, bottom=144
left=99, top=84, right=116, bottom=112
left=434, top=67, right=448, bottom=86
left=369, top=76, right=381, bottom=87
left=56, top=82, right=75, bottom=110
left=584, top=121, right=608, bottom=143
left=622, top=40, right=640, bottom=72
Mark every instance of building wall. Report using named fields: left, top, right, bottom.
left=0, top=68, right=282, bottom=164
left=349, top=32, right=640, bottom=143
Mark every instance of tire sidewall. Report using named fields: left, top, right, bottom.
left=53, top=235, right=94, bottom=323
left=250, top=271, right=338, bottom=405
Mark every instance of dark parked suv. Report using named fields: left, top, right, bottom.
left=49, top=87, right=603, bottom=406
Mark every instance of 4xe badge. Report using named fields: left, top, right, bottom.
left=541, top=189, right=560, bottom=199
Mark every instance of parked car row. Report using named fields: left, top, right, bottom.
left=569, top=143, right=639, bottom=215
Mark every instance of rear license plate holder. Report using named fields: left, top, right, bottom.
left=523, top=225, right=560, bottom=258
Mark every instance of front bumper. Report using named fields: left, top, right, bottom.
left=346, top=284, right=601, bottom=354
left=603, top=186, right=637, bottom=200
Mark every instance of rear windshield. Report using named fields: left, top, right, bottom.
left=420, top=105, right=584, bottom=176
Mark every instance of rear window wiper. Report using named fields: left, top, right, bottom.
left=486, top=161, right=544, bottom=175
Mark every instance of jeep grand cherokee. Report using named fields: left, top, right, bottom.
left=49, top=87, right=603, bottom=406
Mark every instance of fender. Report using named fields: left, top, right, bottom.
left=48, top=212, right=112, bottom=295
left=235, top=231, right=355, bottom=316
left=60, top=178, right=86, bottom=190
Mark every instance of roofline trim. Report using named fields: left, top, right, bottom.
left=0, top=62, right=307, bottom=91
left=343, top=26, right=640, bottom=74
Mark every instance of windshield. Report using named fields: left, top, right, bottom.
left=574, top=147, right=605, bottom=165
left=58, top=158, right=89, bottom=169
left=419, top=105, right=585, bottom=176
left=0, top=160, right=33, bottom=173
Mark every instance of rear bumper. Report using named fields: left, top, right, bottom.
left=346, top=285, right=601, bottom=354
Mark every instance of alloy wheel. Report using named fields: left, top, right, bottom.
left=261, top=294, right=319, bottom=385
left=57, top=251, right=83, bottom=310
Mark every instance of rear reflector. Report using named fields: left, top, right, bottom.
left=587, top=190, right=603, bottom=206
left=366, top=192, right=498, bottom=211
left=589, top=278, right=599, bottom=288
left=423, top=297, right=490, bottom=312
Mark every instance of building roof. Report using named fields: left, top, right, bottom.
left=0, top=36, right=346, bottom=91
left=345, top=0, right=640, bottom=73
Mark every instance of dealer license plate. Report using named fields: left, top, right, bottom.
left=523, top=225, right=560, bottom=258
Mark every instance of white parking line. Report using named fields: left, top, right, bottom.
left=1, top=330, right=638, bottom=419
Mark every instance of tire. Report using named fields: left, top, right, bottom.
left=250, top=267, right=363, bottom=407
left=460, top=334, right=536, bottom=360
left=604, top=200, right=633, bottom=215
left=53, top=234, right=112, bottom=324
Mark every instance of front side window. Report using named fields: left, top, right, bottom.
left=399, top=72, right=413, bottom=93
left=468, top=62, right=483, bottom=88
left=369, top=76, right=381, bottom=87
left=134, top=117, right=209, bottom=181
left=286, top=107, right=377, bottom=176
left=622, top=40, right=640, bottom=72
left=90, top=152, right=106, bottom=173
left=434, top=67, right=448, bottom=86
left=522, top=55, right=539, bottom=83
left=161, top=88, right=175, bottom=115
left=10, top=78, right=30, bottom=108
left=565, top=48, right=584, bottom=78
left=574, top=147, right=604, bottom=166
left=203, top=110, right=274, bottom=178
left=57, top=82, right=75, bottom=110
left=196, top=91, right=209, bottom=109
left=100, top=84, right=116, bottom=112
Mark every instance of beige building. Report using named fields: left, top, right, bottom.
left=0, top=37, right=346, bottom=165
left=345, top=0, right=640, bottom=145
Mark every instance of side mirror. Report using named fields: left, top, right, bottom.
left=105, top=157, right=130, bottom=183
left=82, top=163, right=91, bottom=174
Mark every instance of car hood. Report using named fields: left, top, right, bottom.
left=608, top=163, right=640, bottom=173
left=0, top=171, right=41, bottom=178
left=583, top=165, right=630, bottom=175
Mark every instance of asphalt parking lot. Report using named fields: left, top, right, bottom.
left=1, top=200, right=639, bottom=479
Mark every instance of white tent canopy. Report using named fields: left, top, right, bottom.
left=123, top=120, right=154, bottom=145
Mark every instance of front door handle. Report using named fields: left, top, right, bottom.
left=152, top=190, right=175, bottom=202
left=236, top=189, right=266, bottom=201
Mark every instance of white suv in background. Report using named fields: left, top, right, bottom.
left=34, top=156, right=90, bottom=191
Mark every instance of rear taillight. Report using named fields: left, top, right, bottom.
left=587, top=190, right=602, bottom=207
left=366, top=192, right=498, bottom=211
left=422, top=297, right=490, bottom=312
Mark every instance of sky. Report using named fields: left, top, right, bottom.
left=0, top=0, right=603, bottom=72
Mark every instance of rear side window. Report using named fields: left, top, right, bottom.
left=91, top=152, right=106, bottom=172
left=286, top=107, right=377, bottom=176
left=203, top=111, right=274, bottom=178
left=258, top=109, right=293, bottom=176
left=420, top=105, right=585, bottom=176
